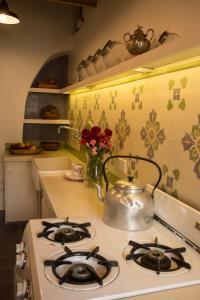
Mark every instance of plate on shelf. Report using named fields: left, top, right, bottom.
left=64, top=170, right=84, bottom=181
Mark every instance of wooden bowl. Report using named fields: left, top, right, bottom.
left=40, top=141, right=60, bottom=151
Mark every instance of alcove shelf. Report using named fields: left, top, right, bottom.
left=23, top=119, right=70, bottom=125
left=29, top=88, right=62, bottom=94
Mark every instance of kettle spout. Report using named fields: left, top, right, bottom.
left=93, top=183, right=104, bottom=202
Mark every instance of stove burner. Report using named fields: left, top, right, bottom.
left=54, top=228, right=80, bottom=243
left=67, top=263, right=96, bottom=282
left=126, top=237, right=191, bottom=274
left=37, top=217, right=92, bottom=245
left=44, top=246, right=119, bottom=287
left=141, top=249, right=171, bottom=271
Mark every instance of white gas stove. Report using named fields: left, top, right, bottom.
left=15, top=188, right=200, bottom=300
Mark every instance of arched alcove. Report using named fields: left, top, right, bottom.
left=23, top=53, right=70, bottom=146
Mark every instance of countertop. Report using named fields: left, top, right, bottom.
left=4, top=149, right=73, bottom=162
left=40, top=175, right=103, bottom=219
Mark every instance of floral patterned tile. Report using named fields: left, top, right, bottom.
left=140, top=109, right=166, bottom=159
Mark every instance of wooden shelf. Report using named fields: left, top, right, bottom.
left=29, top=88, right=62, bottom=94
left=23, top=119, right=70, bottom=125
left=62, top=39, right=200, bottom=94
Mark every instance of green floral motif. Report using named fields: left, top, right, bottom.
left=94, top=93, right=100, bottom=110
left=132, top=85, right=143, bottom=110
left=74, top=97, right=78, bottom=110
left=109, top=90, right=117, bottom=110
left=83, top=96, right=87, bottom=110
left=76, top=110, right=83, bottom=130
left=140, top=110, right=166, bottom=159
left=98, top=110, right=109, bottom=130
left=115, top=110, right=131, bottom=150
left=127, top=152, right=139, bottom=179
left=160, top=164, right=180, bottom=198
left=167, top=77, right=187, bottom=111
left=181, top=115, right=200, bottom=179
left=84, top=110, right=94, bottom=128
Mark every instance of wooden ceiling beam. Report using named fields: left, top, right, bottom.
left=48, top=0, right=97, bottom=8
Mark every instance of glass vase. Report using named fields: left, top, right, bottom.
left=85, top=155, right=103, bottom=188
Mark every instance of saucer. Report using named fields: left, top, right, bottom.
left=64, top=170, right=84, bottom=181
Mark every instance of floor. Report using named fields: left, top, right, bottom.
left=0, top=211, right=26, bottom=300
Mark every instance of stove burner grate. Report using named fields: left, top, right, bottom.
left=37, top=217, right=92, bottom=245
left=126, top=237, right=191, bottom=274
left=44, top=246, right=119, bottom=287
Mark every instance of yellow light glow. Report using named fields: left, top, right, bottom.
left=134, top=67, right=153, bottom=73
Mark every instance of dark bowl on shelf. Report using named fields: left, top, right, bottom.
left=40, top=105, right=60, bottom=120
left=40, top=141, right=60, bottom=151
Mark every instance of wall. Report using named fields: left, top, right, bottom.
left=67, top=64, right=200, bottom=211
left=67, top=0, right=200, bottom=211
left=0, top=0, right=75, bottom=209
left=70, top=0, right=200, bottom=81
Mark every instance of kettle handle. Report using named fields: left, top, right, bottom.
left=145, top=28, right=154, bottom=42
left=102, top=155, right=162, bottom=198
left=123, top=32, right=132, bottom=43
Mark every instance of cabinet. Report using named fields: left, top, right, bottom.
left=41, top=192, right=56, bottom=218
left=5, top=161, right=37, bottom=222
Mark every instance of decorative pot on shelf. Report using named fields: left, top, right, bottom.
left=124, top=25, right=154, bottom=55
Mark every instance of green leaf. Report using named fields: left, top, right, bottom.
left=180, top=77, right=187, bottom=88
left=173, top=169, right=180, bottom=181
left=138, top=102, right=143, bottom=110
left=178, top=98, right=186, bottom=110
left=167, top=100, right=173, bottom=110
left=162, top=165, right=168, bottom=175
left=169, top=79, right=175, bottom=90
left=139, top=85, right=144, bottom=93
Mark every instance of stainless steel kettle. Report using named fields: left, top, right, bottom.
left=95, top=155, right=162, bottom=231
left=124, top=25, right=154, bottom=55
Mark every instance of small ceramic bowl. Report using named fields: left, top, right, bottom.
left=40, top=141, right=60, bottom=151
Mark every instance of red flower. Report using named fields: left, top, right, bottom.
left=105, top=128, right=112, bottom=137
left=91, top=126, right=101, bottom=135
left=82, top=128, right=90, bottom=138
left=80, top=138, right=87, bottom=145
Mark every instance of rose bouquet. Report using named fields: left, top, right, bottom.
left=80, top=126, right=112, bottom=186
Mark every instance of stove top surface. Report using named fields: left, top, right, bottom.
left=26, top=216, right=200, bottom=300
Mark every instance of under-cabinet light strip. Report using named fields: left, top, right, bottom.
left=67, top=55, right=200, bottom=95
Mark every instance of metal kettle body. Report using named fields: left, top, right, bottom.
left=95, top=155, right=162, bottom=231
left=124, top=25, right=154, bottom=55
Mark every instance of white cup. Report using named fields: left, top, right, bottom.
left=72, top=162, right=84, bottom=177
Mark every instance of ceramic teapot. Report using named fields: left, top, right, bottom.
left=124, top=25, right=154, bottom=55
left=95, top=155, right=162, bottom=231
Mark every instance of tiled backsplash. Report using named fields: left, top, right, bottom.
left=66, top=66, right=200, bottom=211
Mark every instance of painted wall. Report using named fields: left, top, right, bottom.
left=67, top=0, right=200, bottom=211
left=0, top=0, right=75, bottom=209
left=70, top=0, right=200, bottom=81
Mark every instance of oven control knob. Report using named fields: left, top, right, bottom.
left=16, top=242, right=25, bottom=254
left=16, top=280, right=29, bottom=298
left=16, top=253, right=26, bottom=269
